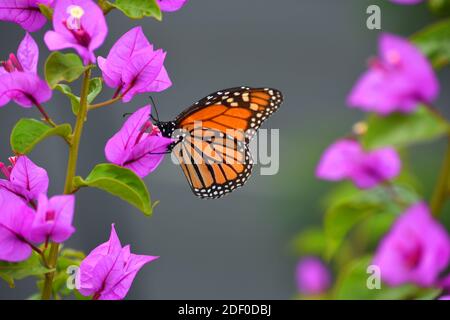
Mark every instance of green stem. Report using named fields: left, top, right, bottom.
left=41, top=68, right=92, bottom=300
left=33, top=100, right=72, bottom=145
left=88, top=95, right=122, bottom=111
left=98, top=0, right=114, bottom=15
left=430, top=135, right=450, bottom=218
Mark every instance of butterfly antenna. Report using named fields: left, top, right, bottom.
left=149, top=96, right=160, bottom=123
left=122, top=112, right=133, bottom=118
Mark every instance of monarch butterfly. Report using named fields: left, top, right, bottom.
left=154, top=86, right=283, bottom=199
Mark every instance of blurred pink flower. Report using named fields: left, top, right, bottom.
left=44, top=0, right=107, bottom=64
left=0, top=155, right=49, bottom=202
left=156, top=0, right=188, bottom=12
left=105, top=105, right=173, bottom=178
left=0, top=0, right=53, bottom=32
left=0, top=33, right=52, bottom=108
left=78, top=224, right=158, bottom=300
left=29, top=194, right=75, bottom=243
left=347, top=33, right=439, bottom=115
left=98, top=26, right=171, bottom=103
left=316, top=139, right=401, bottom=189
left=296, top=257, right=331, bottom=295
left=373, top=202, right=450, bottom=287
left=0, top=189, right=35, bottom=262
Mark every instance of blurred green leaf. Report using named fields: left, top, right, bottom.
left=10, top=119, right=72, bottom=154
left=27, top=293, right=42, bottom=300
left=74, top=289, right=91, bottom=300
left=57, top=249, right=85, bottom=271
left=412, top=18, right=450, bottom=68
left=292, top=228, right=327, bottom=257
left=415, top=288, right=442, bottom=300
left=56, top=78, right=102, bottom=115
left=333, top=256, right=424, bottom=300
left=45, top=52, right=86, bottom=88
left=0, top=253, right=52, bottom=288
left=429, top=0, right=450, bottom=17
left=74, top=164, right=153, bottom=215
left=324, top=185, right=419, bottom=259
left=111, top=0, right=162, bottom=20
left=325, top=200, right=374, bottom=260
left=362, top=106, right=449, bottom=150
left=357, top=213, right=396, bottom=250
left=322, top=182, right=359, bottom=209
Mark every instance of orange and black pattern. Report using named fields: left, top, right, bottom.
left=158, top=87, right=283, bottom=199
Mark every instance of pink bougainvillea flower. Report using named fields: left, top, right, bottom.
left=373, top=202, right=450, bottom=287
left=156, top=0, right=188, bottom=12
left=0, top=155, right=49, bottom=202
left=0, top=33, right=51, bottom=108
left=440, top=274, right=450, bottom=291
left=0, top=189, right=35, bottom=262
left=44, top=0, right=107, bottom=64
left=78, top=224, right=158, bottom=300
left=316, top=139, right=401, bottom=189
left=98, top=26, right=171, bottom=103
left=296, top=257, right=331, bottom=296
left=390, top=0, right=424, bottom=4
left=0, top=0, right=53, bottom=32
left=105, top=105, right=173, bottom=178
left=1, top=33, right=38, bottom=75
left=348, top=33, right=439, bottom=115
left=29, top=194, right=75, bottom=243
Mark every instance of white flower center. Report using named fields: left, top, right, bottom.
left=68, top=5, right=84, bottom=19
left=66, top=5, right=84, bottom=30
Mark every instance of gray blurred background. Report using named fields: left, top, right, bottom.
left=1, top=0, right=449, bottom=299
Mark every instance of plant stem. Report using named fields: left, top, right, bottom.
left=41, top=68, right=92, bottom=300
left=88, top=95, right=122, bottom=111
left=98, top=0, right=114, bottom=15
left=430, top=135, right=450, bottom=218
left=31, top=98, right=58, bottom=128
left=32, top=100, right=72, bottom=145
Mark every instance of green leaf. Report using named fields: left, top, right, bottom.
left=412, top=18, right=450, bottom=68
left=324, top=185, right=419, bottom=259
left=56, top=78, right=102, bottom=115
left=74, top=289, right=92, bottom=300
left=361, top=106, right=449, bottom=150
left=87, top=77, right=103, bottom=104
left=111, top=0, right=162, bottom=20
left=0, top=253, right=52, bottom=288
left=45, top=52, right=86, bottom=88
left=10, top=118, right=72, bottom=154
left=291, top=228, right=327, bottom=257
left=57, top=249, right=85, bottom=271
left=74, top=164, right=152, bottom=215
left=55, top=84, right=80, bottom=115
left=333, top=256, right=422, bottom=300
left=358, top=213, right=396, bottom=250
left=428, top=0, right=450, bottom=17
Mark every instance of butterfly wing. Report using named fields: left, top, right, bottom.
left=175, top=87, right=283, bottom=141
left=172, top=127, right=253, bottom=198
left=172, top=87, right=283, bottom=199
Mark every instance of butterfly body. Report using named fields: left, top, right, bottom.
left=155, top=87, right=283, bottom=199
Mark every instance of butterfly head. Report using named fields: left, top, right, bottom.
left=154, top=120, right=177, bottom=138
